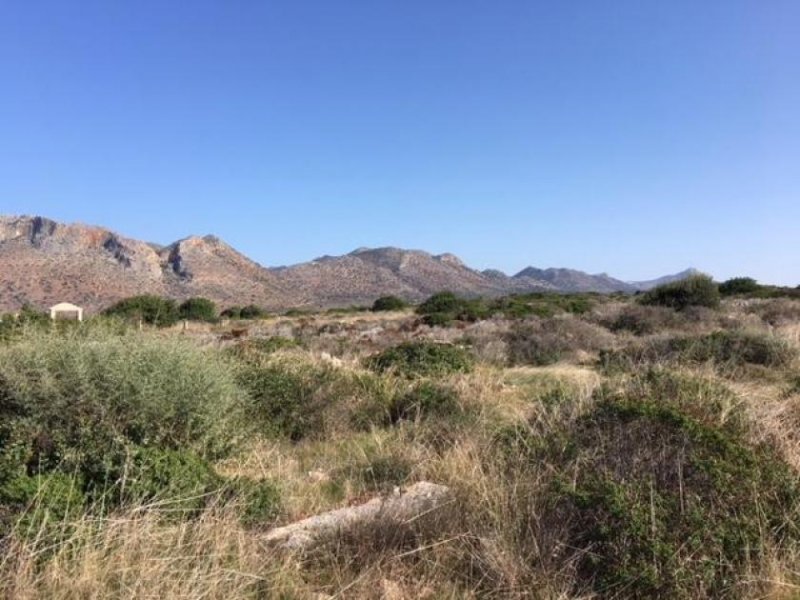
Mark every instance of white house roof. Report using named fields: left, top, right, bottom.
left=50, top=302, right=82, bottom=311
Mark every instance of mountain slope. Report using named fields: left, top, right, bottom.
left=513, top=267, right=637, bottom=293
left=0, top=215, right=701, bottom=313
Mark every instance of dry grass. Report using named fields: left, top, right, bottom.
left=4, top=301, right=800, bottom=599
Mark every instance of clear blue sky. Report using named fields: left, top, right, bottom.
left=1, top=1, right=798, bottom=284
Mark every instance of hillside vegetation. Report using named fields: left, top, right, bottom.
left=2, top=279, right=800, bottom=598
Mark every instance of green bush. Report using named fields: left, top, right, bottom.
left=221, top=305, right=266, bottom=319
left=0, top=329, right=246, bottom=499
left=0, top=472, right=84, bottom=539
left=371, top=296, right=408, bottom=312
left=417, top=292, right=463, bottom=315
left=719, top=276, right=762, bottom=296
left=227, top=477, right=282, bottom=526
left=365, top=342, right=473, bottom=378
left=504, top=371, right=800, bottom=598
left=336, top=454, right=412, bottom=493
left=178, top=297, right=217, bottom=322
left=236, top=362, right=334, bottom=441
left=118, top=447, right=220, bottom=513
left=640, top=274, right=720, bottom=311
left=103, top=295, right=179, bottom=327
left=387, top=382, right=461, bottom=424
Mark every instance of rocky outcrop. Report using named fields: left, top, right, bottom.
left=263, top=482, right=452, bottom=553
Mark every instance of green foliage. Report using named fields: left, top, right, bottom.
left=178, top=297, right=218, bottom=322
left=118, top=447, right=220, bottom=513
left=489, top=293, right=596, bottom=320
left=501, top=371, right=800, bottom=598
left=0, top=329, right=245, bottom=503
left=220, top=304, right=266, bottom=319
left=336, top=454, right=412, bottom=493
left=719, top=276, right=761, bottom=296
left=0, top=472, right=84, bottom=539
left=224, top=477, right=282, bottom=526
left=639, top=274, right=720, bottom=311
left=365, top=342, right=473, bottom=378
left=371, top=296, right=408, bottom=312
left=103, top=295, right=179, bottom=327
left=417, top=292, right=463, bottom=315
left=236, top=362, right=334, bottom=441
left=387, top=382, right=461, bottom=424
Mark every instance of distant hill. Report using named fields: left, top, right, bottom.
left=627, top=268, right=702, bottom=291
left=513, top=267, right=637, bottom=293
left=0, top=215, right=701, bottom=313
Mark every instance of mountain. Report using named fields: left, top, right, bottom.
left=0, top=215, right=699, bottom=313
left=513, top=267, right=637, bottom=293
left=628, top=268, right=701, bottom=291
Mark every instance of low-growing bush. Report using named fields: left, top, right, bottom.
left=227, top=336, right=300, bottom=363
left=0, top=329, right=246, bottom=503
left=103, top=295, right=180, bottom=327
left=749, top=299, right=800, bottom=327
left=639, top=274, right=720, bottom=311
left=387, top=382, right=462, bottom=424
left=178, top=297, right=218, bottom=322
left=365, top=341, right=473, bottom=378
left=601, top=330, right=796, bottom=373
left=719, top=276, right=762, bottom=296
left=236, top=362, right=335, bottom=441
left=502, top=371, right=800, bottom=598
left=371, top=296, right=408, bottom=312
left=117, top=447, right=221, bottom=513
left=221, top=304, right=267, bottom=319
left=607, top=304, right=682, bottom=335
left=223, top=477, right=282, bottom=526
left=506, top=317, right=613, bottom=366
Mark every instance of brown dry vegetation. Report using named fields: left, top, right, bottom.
left=2, top=295, right=800, bottom=598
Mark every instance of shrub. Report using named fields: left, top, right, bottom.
left=365, top=342, right=473, bottom=378
left=118, top=447, right=221, bottom=513
left=221, top=305, right=266, bottom=319
left=371, top=296, right=408, bottom=312
left=236, top=362, right=334, bottom=441
left=387, top=382, right=461, bottom=424
left=417, top=292, right=463, bottom=315
left=103, top=295, right=179, bottom=327
left=640, top=274, right=720, bottom=311
left=503, top=371, right=800, bottom=598
left=719, top=276, right=762, bottom=296
left=0, top=329, right=246, bottom=497
left=335, top=454, right=412, bottom=493
left=223, top=477, right=282, bottom=526
left=227, top=337, right=300, bottom=363
left=178, top=297, right=217, bottom=322
left=608, top=304, right=681, bottom=335
left=421, top=312, right=453, bottom=327
left=506, top=317, right=613, bottom=366
left=0, top=472, right=84, bottom=539
left=749, top=299, right=800, bottom=326
left=601, top=330, right=797, bottom=373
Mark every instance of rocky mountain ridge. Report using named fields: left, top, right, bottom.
left=0, top=215, right=699, bottom=313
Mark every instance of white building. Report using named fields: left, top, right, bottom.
left=50, top=302, right=84, bottom=322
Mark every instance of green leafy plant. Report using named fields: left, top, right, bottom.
left=365, top=342, right=473, bottom=378
left=639, top=274, right=720, bottom=311
left=178, top=297, right=218, bottom=322
left=103, top=295, right=180, bottom=327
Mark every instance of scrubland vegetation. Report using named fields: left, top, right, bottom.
left=2, top=276, right=800, bottom=598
